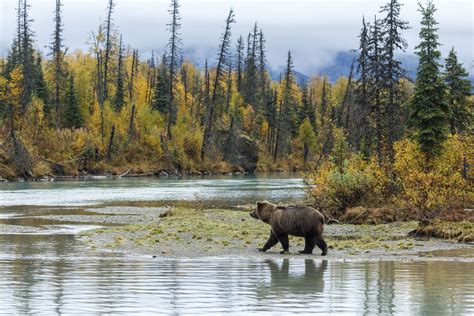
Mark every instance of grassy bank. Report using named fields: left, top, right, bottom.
left=81, top=207, right=473, bottom=259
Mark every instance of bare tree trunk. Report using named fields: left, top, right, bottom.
left=128, top=104, right=135, bottom=139
left=107, top=125, right=115, bottom=161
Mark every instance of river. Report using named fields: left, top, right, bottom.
left=0, top=175, right=473, bottom=314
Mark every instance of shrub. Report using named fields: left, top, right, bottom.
left=393, top=136, right=473, bottom=212
left=306, top=155, right=389, bottom=217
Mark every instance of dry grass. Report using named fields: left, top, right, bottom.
left=340, top=206, right=417, bottom=225
left=409, top=221, right=473, bottom=243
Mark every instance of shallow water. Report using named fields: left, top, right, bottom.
left=0, top=174, right=305, bottom=207
left=1, top=175, right=473, bottom=314
left=1, top=234, right=473, bottom=315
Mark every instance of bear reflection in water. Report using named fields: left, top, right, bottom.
left=258, top=259, right=327, bottom=297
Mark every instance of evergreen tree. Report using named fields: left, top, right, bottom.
left=49, top=0, right=65, bottom=127
left=166, top=0, right=182, bottom=137
left=33, top=54, right=48, bottom=107
left=64, top=74, right=83, bottom=128
left=320, top=77, right=329, bottom=129
left=103, top=0, right=115, bottom=100
left=367, top=16, right=385, bottom=162
left=354, top=16, right=372, bottom=156
left=145, top=51, right=156, bottom=107
left=274, top=51, right=295, bottom=160
left=236, top=36, right=244, bottom=93
left=444, top=48, right=472, bottom=134
left=257, top=29, right=268, bottom=111
left=3, top=0, right=23, bottom=79
left=379, top=0, right=409, bottom=156
left=243, top=23, right=258, bottom=108
left=113, top=35, right=125, bottom=112
left=152, top=54, right=171, bottom=114
left=201, top=9, right=235, bottom=159
left=300, top=84, right=316, bottom=130
left=19, top=0, right=36, bottom=113
left=408, top=0, right=448, bottom=157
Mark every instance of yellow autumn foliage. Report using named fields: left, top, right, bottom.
left=393, top=136, right=473, bottom=210
left=307, top=154, right=390, bottom=217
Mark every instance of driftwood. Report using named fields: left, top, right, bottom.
left=118, top=168, right=131, bottom=178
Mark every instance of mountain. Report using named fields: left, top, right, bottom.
left=269, top=51, right=420, bottom=86
left=315, top=51, right=419, bottom=82
left=269, top=67, right=309, bottom=85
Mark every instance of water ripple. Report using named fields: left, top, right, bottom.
left=1, top=257, right=473, bottom=315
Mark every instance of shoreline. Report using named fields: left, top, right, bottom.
left=78, top=206, right=474, bottom=261
left=1, top=202, right=472, bottom=261
left=0, top=169, right=298, bottom=183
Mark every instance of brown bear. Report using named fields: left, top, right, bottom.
left=250, top=201, right=327, bottom=256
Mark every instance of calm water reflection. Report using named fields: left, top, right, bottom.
left=1, top=235, right=473, bottom=314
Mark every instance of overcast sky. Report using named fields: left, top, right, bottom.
left=0, top=0, right=472, bottom=74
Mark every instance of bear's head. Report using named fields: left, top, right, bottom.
left=250, top=201, right=275, bottom=223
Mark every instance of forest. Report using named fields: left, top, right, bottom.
left=0, top=0, right=472, bottom=215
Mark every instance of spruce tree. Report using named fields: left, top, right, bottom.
left=103, top=0, right=115, bottom=100
left=64, top=74, right=83, bottom=129
left=152, top=54, right=171, bottom=114
left=166, top=0, right=182, bottom=138
left=49, top=0, right=65, bottom=127
left=409, top=0, right=449, bottom=156
left=33, top=54, right=48, bottom=107
left=300, top=85, right=316, bottom=130
left=113, top=35, right=125, bottom=112
left=19, top=0, right=36, bottom=113
left=379, top=0, right=409, bottom=156
left=367, top=16, right=385, bottom=162
left=243, top=23, right=258, bottom=108
left=201, top=9, right=235, bottom=159
left=274, top=51, right=295, bottom=160
left=257, top=29, right=268, bottom=112
left=236, top=36, right=244, bottom=93
left=354, top=16, right=372, bottom=156
left=444, top=48, right=472, bottom=134
left=3, top=0, right=22, bottom=79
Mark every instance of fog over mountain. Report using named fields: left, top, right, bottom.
left=1, top=0, right=472, bottom=77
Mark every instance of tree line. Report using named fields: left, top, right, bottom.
left=0, top=0, right=471, bottom=178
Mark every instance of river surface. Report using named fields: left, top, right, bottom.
left=1, top=175, right=473, bottom=315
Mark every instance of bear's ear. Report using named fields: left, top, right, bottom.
left=257, top=201, right=270, bottom=211
left=256, top=201, right=267, bottom=211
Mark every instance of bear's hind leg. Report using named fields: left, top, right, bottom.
left=316, top=238, right=328, bottom=256
left=279, top=234, right=290, bottom=254
left=299, top=235, right=316, bottom=254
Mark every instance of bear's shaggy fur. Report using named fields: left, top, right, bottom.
left=250, top=201, right=328, bottom=255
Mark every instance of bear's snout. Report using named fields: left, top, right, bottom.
left=249, top=210, right=258, bottom=219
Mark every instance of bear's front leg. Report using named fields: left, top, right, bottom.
left=258, top=231, right=278, bottom=252
left=278, top=234, right=290, bottom=254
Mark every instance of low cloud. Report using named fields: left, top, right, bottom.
left=0, top=0, right=472, bottom=74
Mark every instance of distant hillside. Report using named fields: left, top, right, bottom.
left=269, top=67, right=309, bottom=85
left=269, top=51, right=420, bottom=85
left=315, top=51, right=419, bottom=82
left=310, top=51, right=473, bottom=88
